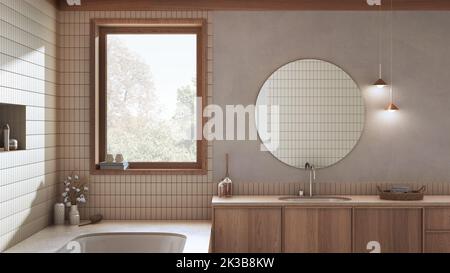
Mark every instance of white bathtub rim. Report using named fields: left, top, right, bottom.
left=66, top=231, right=187, bottom=241
left=4, top=220, right=211, bottom=253
left=57, top=232, right=188, bottom=253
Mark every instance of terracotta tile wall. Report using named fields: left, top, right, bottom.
left=57, top=8, right=450, bottom=222
left=57, top=10, right=215, bottom=220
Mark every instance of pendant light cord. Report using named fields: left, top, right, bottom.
left=390, top=0, right=394, bottom=103
left=378, top=1, right=382, bottom=78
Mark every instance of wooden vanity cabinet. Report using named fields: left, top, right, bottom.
left=212, top=201, right=450, bottom=253
left=283, top=207, right=352, bottom=253
left=213, top=207, right=282, bottom=253
left=353, top=208, right=422, bottom=253
left=213, top=207, right=352, bottom=253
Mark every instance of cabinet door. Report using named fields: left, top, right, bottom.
left=424, top=208, right=450, bottom=253
left=284, top=208, right=352, bottom=253
left=354, top=208, right=422, bottom=253
left=425, top=233, right=450, bottom=253
left=425, top=208, right=450, bottom=230
left=214, top=207, right=282, bottom=253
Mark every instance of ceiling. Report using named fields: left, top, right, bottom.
left=52, top=0, right=450, bottom=11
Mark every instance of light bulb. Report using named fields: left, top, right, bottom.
left=373, top=79, right=388, bottom=89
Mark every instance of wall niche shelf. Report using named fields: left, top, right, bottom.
left=0, top=103, right=26, bottom=152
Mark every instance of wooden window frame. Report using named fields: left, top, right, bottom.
left=90, top=19, right=207, bottom=175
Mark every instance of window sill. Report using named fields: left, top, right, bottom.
left=90, top=168, right=207, bottom=175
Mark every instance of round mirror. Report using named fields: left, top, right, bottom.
left=255, top=59, right=365, bottom=169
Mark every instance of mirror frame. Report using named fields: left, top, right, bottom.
left=255, top=58, right=366, bottom=169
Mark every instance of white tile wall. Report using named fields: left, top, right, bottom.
left=0, top=0, right=58, bottom=251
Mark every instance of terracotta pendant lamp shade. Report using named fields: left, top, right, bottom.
left=385, top=102, right=399, bottom=112
left=385, top=0, right=399, bottom=112
left=374, top=78, right=387, bottom=89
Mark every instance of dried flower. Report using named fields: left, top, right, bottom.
left=61, top=173, right=88, bottom=207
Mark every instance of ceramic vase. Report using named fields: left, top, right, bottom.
left=115, top=154, right=124, bottom=163
left=69, top=205, right=80, bottom=225
left=54, top=203, right=65, bottom=225
left=105, top=154, right=114, bottom=163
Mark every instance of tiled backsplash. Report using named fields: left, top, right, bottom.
left=0, top=0, right=59, bottom=251
left=80, top=176, right=215, bottom=220
left=231, top=181, right=450, bottom=196
left=80, top=180, right=450, bottom=221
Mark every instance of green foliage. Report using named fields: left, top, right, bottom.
left=106, top=36, right=196, bottom=162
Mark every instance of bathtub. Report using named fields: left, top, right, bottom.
left=5, top=221, right=211, bottom=253
left=57, top=232, right=187, bottom=253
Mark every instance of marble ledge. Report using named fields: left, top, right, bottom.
left=5, top=221, right=212, bottom=253
left=212, top=195, right=450, bottom=207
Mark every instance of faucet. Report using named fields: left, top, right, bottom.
left=304, top=162, right=316, bottom=197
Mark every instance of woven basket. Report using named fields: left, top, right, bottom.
left=377, top=186, right=426, bottom=201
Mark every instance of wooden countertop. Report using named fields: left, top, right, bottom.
left=212, top=195, right=450, bottom=207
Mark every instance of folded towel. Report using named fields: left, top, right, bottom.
left=391, top=186, right=410, bottom=193
left=99, top=161, right=129, bottom=170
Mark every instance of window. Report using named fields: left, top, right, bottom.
left=91, top=19, right=206, bottom=173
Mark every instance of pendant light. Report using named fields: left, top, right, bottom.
left=385, top=102, right=399, bottom=112
left=373, top=1, right=388, bottom=89
left=385, top=0, right=399, bottom=111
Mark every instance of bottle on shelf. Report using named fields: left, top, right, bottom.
left=2, top=124, right=10, bottom=152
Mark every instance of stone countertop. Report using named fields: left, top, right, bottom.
left=212, top=195, right=450, bottom=207
left=5, top=221, right=211, bottom=253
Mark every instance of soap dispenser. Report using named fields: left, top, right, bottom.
left=218, top=154, right=233, bottom=197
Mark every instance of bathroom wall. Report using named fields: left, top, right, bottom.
left=3, top=6, right=448, bottom=246
left=0, top=0, right=59, bottom=251
left=213, top=11, right=450, bottom=193
left=57, top=9, right=450, bottom=224
left=58, top=10, right=214, bottom=220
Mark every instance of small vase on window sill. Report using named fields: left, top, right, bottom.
left=115, top=154, right=124, bottom=163
left=105, top=154, right=114, bottom=163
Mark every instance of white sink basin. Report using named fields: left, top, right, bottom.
left=279, top=196, right=352, bottom=202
